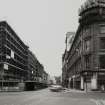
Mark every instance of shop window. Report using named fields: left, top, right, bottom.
left=100, top=55, right=105, bottom=69
left=100, top=37, right=105, bottom=49
left=100, top=25, right=105, bottom=34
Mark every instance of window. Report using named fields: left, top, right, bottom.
left=76, top=43, right=82, bottom=55
left=100, top=55, right=105, bottom=69
left=4, top=64, right=8, bottom=70
left=85, top=55, right=91, bottom=69
left=84, top=40, right=90, bottom=51
left=79, top=43, right=82, bottom=54
left=11, top=50, right=14, bottom=58
left=100, top=37, right=105, bottom=49
left=85, top=28, right=89, bottom=35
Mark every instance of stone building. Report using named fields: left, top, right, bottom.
left=62, top=32, right=75, bottom=87
left=62, top=0, right=105, bottom=91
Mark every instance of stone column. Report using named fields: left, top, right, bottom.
left=81, top=76, right=84, bottom=90
left=72, top=76, right=75, bottom=89
left=91, top=73, right=97, bottom=90
left=68, top=77, right=71, bottom=88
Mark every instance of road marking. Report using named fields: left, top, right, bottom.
left=90, top=99, right=105, bottom=105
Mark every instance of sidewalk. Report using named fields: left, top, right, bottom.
left=63, top=88, right=86, bottom=93
left=63, top=88, right=105, bottom=93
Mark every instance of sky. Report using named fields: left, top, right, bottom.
left=0, top=0, right=86, bottom=76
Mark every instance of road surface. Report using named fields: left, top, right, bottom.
left=0, top=88, right=105, bottom=105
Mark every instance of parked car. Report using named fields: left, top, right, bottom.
left=49, top=85, right=64, bottom=92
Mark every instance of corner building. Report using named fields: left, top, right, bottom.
left=66, top=0, right=105, bottom=91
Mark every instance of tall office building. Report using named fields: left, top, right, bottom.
left=0, top=21, right=28, bottom=91
left=0, top=21, right=48, bottom=91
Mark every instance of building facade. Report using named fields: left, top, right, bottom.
left=62, top=0, right=105, bottom=91
left=0, top=21, right=48, bottom=91
left=0, top=21, right=29, bottom=91
left=26, top=50, right=48, bottom=90
left=62, top=32, right=75, bottom=87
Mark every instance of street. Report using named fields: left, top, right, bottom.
left=0, top=88, right=105, bottom=105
